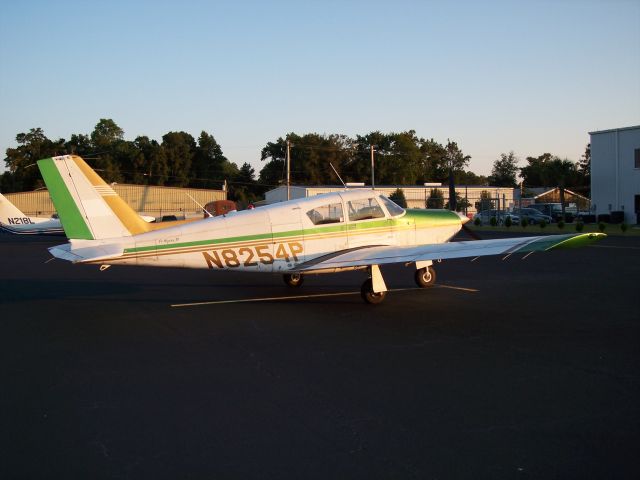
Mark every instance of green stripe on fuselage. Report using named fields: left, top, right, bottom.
left=125, top=219, right=389, bottom=254
left=37, top=158, right=93, bottom=240
left=405, top=209, right=461, bottom=226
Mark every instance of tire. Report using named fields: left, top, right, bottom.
left=360, top=278, right=386, bottom=305
left=283, top=273, right=304, bottom=287
left=414, top=266, right=436, bottom=288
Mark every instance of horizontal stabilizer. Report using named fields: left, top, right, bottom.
left=49, top=241, right=124, bottom=264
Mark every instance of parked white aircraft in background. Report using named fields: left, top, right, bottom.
left=0, top=192, right=64, bottom=235
left=37, top=155, right=606, bottom=304
left=1, top=190, right=180, bottom=236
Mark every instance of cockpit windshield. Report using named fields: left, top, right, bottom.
left=379, top=195, right=406, bottom=217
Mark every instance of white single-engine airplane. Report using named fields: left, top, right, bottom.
left=37, top=155, right=606, bottom=304
left=0, top=192, right=65, bottom=235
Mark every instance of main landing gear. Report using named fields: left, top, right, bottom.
left=361, top=261, right=437, bottom=305
left=360, top=265, right=388, bottom=305
left=284, top=261, right=438, bottom=304
left=283, top=273, right=304, bottom=287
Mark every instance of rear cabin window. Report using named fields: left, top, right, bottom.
left=379, top=195, right=405, bottom=216
left=306, top=203, right=344, bottom=225
left=347, top=198, right=386, bottom=221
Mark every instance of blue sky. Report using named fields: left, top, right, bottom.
left=1, top=0, right=638, bottom=177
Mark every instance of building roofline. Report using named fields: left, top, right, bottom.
left=588, top=125, right=640, bottom=135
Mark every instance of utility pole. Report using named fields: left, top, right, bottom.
left=370, top=145, right=375, bottom=190
left=286, top=140, right=291, bottom=201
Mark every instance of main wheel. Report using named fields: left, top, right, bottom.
left=283, top=273, right=304, bottom=287
left=360, top=278, right=387, bottom=305
left=414, top=266, right=436, bottom=288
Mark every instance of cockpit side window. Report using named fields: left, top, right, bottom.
left=347, top=198, right=386, bottom=221
left=306, top=202, right=344, bottom=225
left=379, top=195, right=406, bottom=217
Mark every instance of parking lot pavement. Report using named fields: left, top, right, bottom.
left=1, top=232, right=638, bottom=479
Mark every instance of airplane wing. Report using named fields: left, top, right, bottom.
left=292, top=233, right=606, bottom=272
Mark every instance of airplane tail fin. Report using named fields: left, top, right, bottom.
left=37, top=155, right=152, bottom=240
left=0, top=192, right=27, bottom=223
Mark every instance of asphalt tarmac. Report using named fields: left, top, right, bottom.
left=1, top=231, right=638, bottom=479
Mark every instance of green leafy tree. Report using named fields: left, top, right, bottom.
left=192, top=131, right=228, bottom=188
left=456, top=170, right=488, bottom=185
left=419, top=138, right=448, bottom=183
left=113, top=140, right=146, bottom=184
left=4, top=128, right=65, bottom=191
left=65, top=133, right=92, bottom=156
left=445, top=140, right=471, bottom=181
left=542, top=158, right=579, bottom=219
left=577, top=143, right=591, bottom=195
left=134, top=136, right=169, bottom=185
left=488, top=151, right=518, bottom=187
left=228, top=162, right=261, bottom=206
left=90, top=118, right=124, bottom=149
left=161, top=131, right=196, bottom=186
left=519, top=153, right=555, bottom=187
left=88, top=119, right=125, bottom=183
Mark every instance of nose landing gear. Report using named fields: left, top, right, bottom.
left=283, top=273, right=304, bottom=287
left=415, top=265, right=436, bottom=288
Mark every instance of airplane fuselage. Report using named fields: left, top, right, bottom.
left=67, top=191, right=464, bottom=272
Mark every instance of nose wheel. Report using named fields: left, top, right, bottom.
left=283, top=273, right=304, bottom=287
left=415, top=265, right=436, bottom=288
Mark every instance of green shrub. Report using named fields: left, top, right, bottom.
left=520, top=217, right=528, bottom=228
left=575, top=221, right=584, bottom=232
left=474, top=217, right=481, bottom=226
left=557, top=220, right=565, bottom=229
left=389, top=188, right=407, bottom=208
left=504, top=216, right=512, bottom=227
left=539, top=220, right=546, bottom=229
left=489, top=216, right=497, bottom=227
left=598, top=222, right=606, bottom=232
left=621, top=223, right=628, bottom=233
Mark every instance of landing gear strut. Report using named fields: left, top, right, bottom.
left=360, top=265, right=388, bottom=305
left=283, top=273, right=304, bottom=287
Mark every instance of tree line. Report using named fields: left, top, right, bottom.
left=2, top=119, right=591, bottom=206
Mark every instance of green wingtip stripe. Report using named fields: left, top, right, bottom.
left=545, top=232, right=607, bottom=250
left=37, top=158, right=93, bottom=240
left=515, top=233, right=606, bottom=253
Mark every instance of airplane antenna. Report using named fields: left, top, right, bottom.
left=329, top=163, right=347, bottom=189
left=186, top=193, right=213, bottom=217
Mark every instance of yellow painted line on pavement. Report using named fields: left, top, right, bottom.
left=170, top=284, right=478, bottom=308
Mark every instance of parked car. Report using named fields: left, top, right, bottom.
left=500, top=211, right=520, bottom=225
left=528, top=203, right=576, bottom=222
left=473, top=209, right=517, bottom=225
left=472, top=209, right=500, bottom=224
left=511, top=208, right=553, bottom=225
